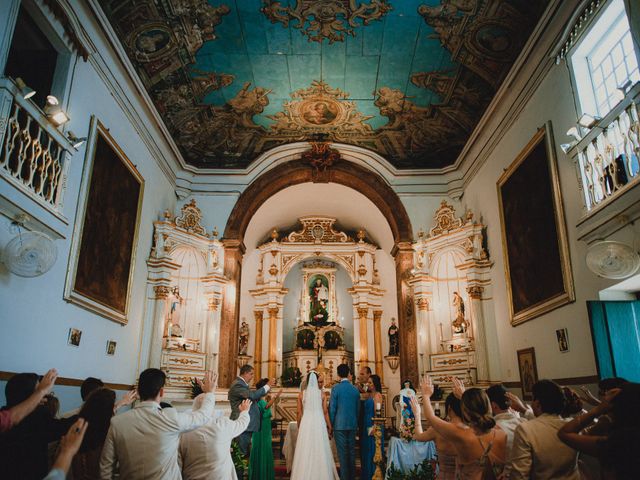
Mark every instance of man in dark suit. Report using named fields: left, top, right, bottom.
left=330, top=364, right=360, bottom=480
left=227, top=364, right=273, bottom=456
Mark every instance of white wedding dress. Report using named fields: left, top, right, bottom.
left=290, top=373, right=339, bottom=480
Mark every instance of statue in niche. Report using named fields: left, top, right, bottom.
left=324, top=330, right=343, bottom=350
left=296, top=329, right=315, bottom=350
left=238, top=319, right=249, bottom=355
left=388, top=318, right=399, bottom=356
left=452, top=291, right=468, bottom=335
left=308, top=275, right=332, bottom=326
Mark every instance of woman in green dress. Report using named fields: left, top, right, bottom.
left=249, top=378, right=282, bottom=480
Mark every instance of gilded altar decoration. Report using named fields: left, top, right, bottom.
left=261, top=0, right=392, bottom=44
left=301, top=142, right=342, bottom=181
left=174, top=199, right=207, bottom=236
left=284, top=217, right=351, bottom=244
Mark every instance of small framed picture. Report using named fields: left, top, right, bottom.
left=106, top=340, right=117, bottom=356
left=517, top=347, right=538, bottom=400
left=556, top=328, right=569, bottom=352
left=68, top=328, right=82, bottom=347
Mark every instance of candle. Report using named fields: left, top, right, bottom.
left=376, top=402, right=381, bottom=414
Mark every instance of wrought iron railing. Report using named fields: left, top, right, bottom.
left=570, top=83, right=640, bottom=213
left=0, top=77, right=71, bottom=214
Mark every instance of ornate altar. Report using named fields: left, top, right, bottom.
left=409, top=201, right=494, bottom=386
left=145, top=200, right=226, bottom=399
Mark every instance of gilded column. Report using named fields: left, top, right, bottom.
left=254, top=310, right=264, bottom=379
left=415, top=297, right=430, bottom=371
left=149, top=285, right=171, bottom=368
left=204, top=297, right=220, bottom=372
left=372, top=310, right=384, bottom=383
left=467, top=285, right=489, bottom=382
left=393, top=242, right=418, bottom=386
left=357, top=307, right=369, bottom=364
left=220, top=239, right=245, bottom=387
left=267, top=307, right=279, bottom=379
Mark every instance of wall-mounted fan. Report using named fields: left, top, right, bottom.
left=2, top=223, right=57, bottom=277
left=586, top=241, right=640, bottom=279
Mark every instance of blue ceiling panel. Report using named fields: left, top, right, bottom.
left=345, top=56, right=379, bottom=100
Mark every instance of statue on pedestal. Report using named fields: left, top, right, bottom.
left=452, top=291, right=468, bottom=335
left=238, top=320, right=249, bottom=355
left=388, top=318, right=399, bottom=356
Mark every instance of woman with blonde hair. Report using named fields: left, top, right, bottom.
left=420, top=376, right=506, bottom=479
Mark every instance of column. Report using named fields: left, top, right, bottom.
left=393, top=242, right=418, bottom=386
left=148, top=285, right=171, bottom=368
left=467, top=285, right=489, bottom=382
left=254, top=310, right=264, bottom=379
left=204, top=297, right=220, bottom=372
left=357, top=306, right=369, bottom=364
left=415, top=297, right=430, bottom=374
left=219, top=239, right=244, bottom=387
left=267, top=307, right=279, bottom=379
left=372, top=310, right=384, bottom=383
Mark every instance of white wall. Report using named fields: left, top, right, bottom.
left=0, top=0, right=178, bottom=412
left=462, top=62, right=616, bottom=382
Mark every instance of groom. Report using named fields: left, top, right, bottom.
left=330, top=364, right=360, bottom=480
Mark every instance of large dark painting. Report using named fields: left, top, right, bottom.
left=65, top=119, right=144, bottom=324
left=497, top=124, right=574, bottom=326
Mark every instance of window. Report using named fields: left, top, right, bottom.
left=570, top=0, right=639, bottom=117
left=4, top=6, right=59, bottom=108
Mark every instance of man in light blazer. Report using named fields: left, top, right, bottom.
left=100, top=368, right=216, bottom=480
left=330, top=364, right=360, bottom=480
left=227, top=364, right=273, bottom=456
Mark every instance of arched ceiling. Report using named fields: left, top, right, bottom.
left=243, top=183, right=394, bottom=251
left=101, top=0, right=548, bottom=169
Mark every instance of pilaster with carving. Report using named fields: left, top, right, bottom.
left=372, top=310, right=384, bottom=383
left=393, top=241, right=418, bottom=386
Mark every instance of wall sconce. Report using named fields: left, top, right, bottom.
left=560, top=141, right=578, bottom=154
left=67, top=131, right=86, bottom=148
left=14, top=77, right=35, bottom=100
left=578, top=113, right=601, bottom=129
left=44, top=95, right=69, bottom=126
left=566, top=127, right=582, bottom=142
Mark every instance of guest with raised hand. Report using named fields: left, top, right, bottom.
left=411, top=393, right=462, bottom=480
left=100, top=369, right=218, bottom=480
left=249, top=379, right=281, bottom=480
left=0, top=368, right=57, bottom=433
left=180, top=398, right=252, bottom=480
left=0, top=370, right=75, bottom=480
left=420, top=375, right=506, bottom=479
left=71, top=388, right=117, bottom=479
left=43, top=418, right=89, bottom=480
left=361, top=374, right=384, bottom=480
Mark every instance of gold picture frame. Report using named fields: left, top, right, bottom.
left=497, top=123, right=574, bottom=326
left=64, top=117, right=144, bottom=324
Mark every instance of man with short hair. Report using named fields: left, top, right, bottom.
left=509, top=380, right=580, bottom=480
left=227, top=364, right=273, bottom=455
left=100, top=369, right=217, bottom=480
left=330, top=364, right=360, bottom=480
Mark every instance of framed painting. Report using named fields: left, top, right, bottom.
left=497, top=123, right=574, bottom=326
left=556, top=327, right=570, bottom=352
left=64, top=117, right=144, bottom=324
left=517, top=347, right=538, bottom=400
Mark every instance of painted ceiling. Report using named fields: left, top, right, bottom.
left=101, top=0, right=548, bottom=169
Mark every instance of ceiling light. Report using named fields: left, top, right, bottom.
left=560, top=141, right=578, bottom=154
left=14, top=77, right=36, bottom=100
left=44, top=95, right=69, bottom=126
left=578, top=113, right=601, bottom=129
left=67, top=131, right=86, bottom=148
left=566, top=127, right=582, bottom=141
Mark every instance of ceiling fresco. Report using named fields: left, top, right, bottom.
left=101, top=0, right=548, bottom=169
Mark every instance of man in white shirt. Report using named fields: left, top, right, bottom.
left=179, top=397, right=251, bottom=480
left=486, top=384, right=534, bottom=478
left=509, top=380, right=580, bottom=480
left=100, top=368, right=217, bottom=480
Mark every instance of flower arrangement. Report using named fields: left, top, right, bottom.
left=190, top=377, right=203, bottom=399
left=387, top=459, right=434, bottom=480
left=399, top=415, right=415, bottom=442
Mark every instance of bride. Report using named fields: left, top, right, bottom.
left=291, top=371, right=339, bottom=480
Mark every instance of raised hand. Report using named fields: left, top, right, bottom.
left=239, top=399, right=252, bottom=412
left=198, top=371, right=217, bottom=393
left=410, top=396, right=422, bottom=417
left=115, top=389, right=138, bottom=411
left=420, top=375, right=434, bottom=398
left=36, top=369, right=58, bottom=396
left=452, top=377, right=465, bottom=399
left=505, top=392, right=527, bottom=413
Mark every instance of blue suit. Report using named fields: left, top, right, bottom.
left=330, top=379, right=360, bottom=480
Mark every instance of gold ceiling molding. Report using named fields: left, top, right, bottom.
left=261, top=0, right=392, bottom=44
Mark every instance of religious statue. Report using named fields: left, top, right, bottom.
left=309, top=276, right=330, bottom=325
left=388, top=318, right=399, bottom=356
left=238, top=320, right=249, bottom=355
left=452, top=291, right=467, bottom=335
